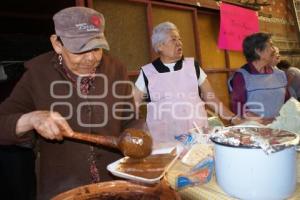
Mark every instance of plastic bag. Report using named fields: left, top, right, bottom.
left=176, top=156, right=214, bottom=190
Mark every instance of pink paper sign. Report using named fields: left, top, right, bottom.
left=218, top=3, right=259, bottom=51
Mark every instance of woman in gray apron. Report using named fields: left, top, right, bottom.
left=228, top=32, right=289, bottom=124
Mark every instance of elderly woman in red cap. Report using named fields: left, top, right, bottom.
left=0, top=7, right=141, bottom=199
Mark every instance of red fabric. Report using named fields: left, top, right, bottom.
left=61, top=65, right=96, bottom=95
left=230, top=72, right=247, bottom=115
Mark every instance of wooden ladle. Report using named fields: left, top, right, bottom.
left=63, top=128, right=153, bottom=159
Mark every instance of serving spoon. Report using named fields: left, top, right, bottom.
left=63, top=128, right=153, bottom=159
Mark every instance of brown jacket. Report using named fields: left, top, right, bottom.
left=0, top=51, right=138, bottom=199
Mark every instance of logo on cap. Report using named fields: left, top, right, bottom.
left=90, top=15, right=101, bottom=28
left=75, top=22, right=99, bottom=32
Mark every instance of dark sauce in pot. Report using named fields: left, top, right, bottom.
left=84, top=191, right=159, bottom=200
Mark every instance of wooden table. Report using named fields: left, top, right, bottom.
left=166, top=155, right=300, bottom=200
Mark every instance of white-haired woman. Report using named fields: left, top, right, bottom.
left=134, top=21, right=240, bottom=148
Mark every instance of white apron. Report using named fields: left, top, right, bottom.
left=142, top=58, right=208, bottom=148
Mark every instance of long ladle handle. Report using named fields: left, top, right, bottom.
left=65, top=131, right=119, bottom=149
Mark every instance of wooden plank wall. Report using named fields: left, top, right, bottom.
left=92, top=0, right=299, bottom=109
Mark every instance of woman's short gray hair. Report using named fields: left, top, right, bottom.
left=151, top=22, right=178, bottom=53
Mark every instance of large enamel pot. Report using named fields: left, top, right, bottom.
left=212, top=130, right=297, bottom=200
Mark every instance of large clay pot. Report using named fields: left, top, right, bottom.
left=52, top=180, right=181, bottom=200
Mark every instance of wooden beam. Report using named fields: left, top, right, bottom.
left=76, top=0, right=85, bottom=6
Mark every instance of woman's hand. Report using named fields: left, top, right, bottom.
left=243, top=111, right=274, bottom=125
left=16, top=111, right=73, bottom=140
left=230, top=115, right=244, bottom=125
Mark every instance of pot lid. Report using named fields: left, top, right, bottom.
left=210, top=126, right=299, bottom=154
